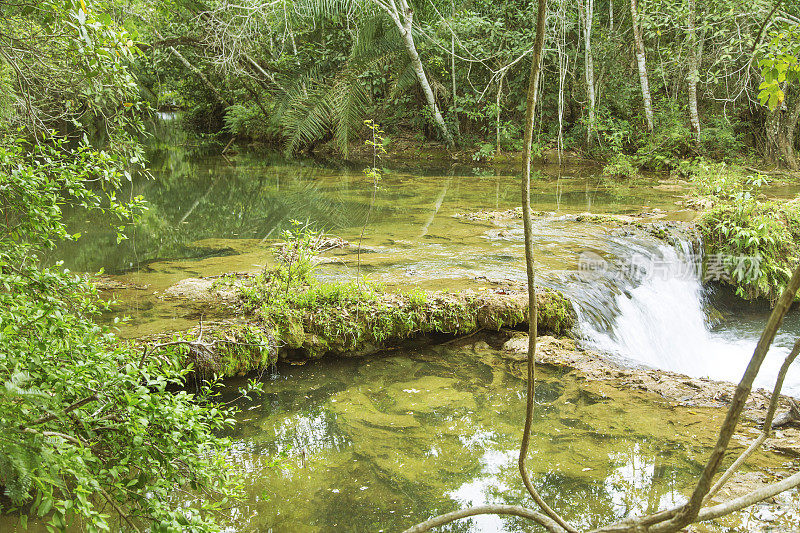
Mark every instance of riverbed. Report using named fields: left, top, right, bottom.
left=46, top=132, right=800, bottom=532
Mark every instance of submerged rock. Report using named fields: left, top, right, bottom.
left=499, top=332, right=800, bottom=458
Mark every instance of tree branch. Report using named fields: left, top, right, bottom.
left=401, top=504, right=567, bottom=533
left=705, top=337, right=800, bottom=500
left=654, top=261, right=800, bottom=531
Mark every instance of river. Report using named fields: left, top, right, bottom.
left=43, top=125, right=800, bottom=532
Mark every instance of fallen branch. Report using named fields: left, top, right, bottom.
left=698, top=470, right=800, bottom=521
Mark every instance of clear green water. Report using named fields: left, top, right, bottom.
left=2, top=339, right=797, bottom=532
left=53, top=123, right=693, bottom=277
left=33, top=128, right=799, bottom=532
left=51, top=129, right=697, bottom=337
left=213, top=339, right=794, bottom=532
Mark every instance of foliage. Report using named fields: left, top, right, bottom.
left=593, top=109, right=635, bottom=153
left=0, top=3, right=253, bottom=531
left=472, top=142, right=497, bottom=162
left=0, top=140, right=244, bottom=532
left=697, top=115, right=744, bottom=158
left=698, top=177, right=799, bottom=302
left=602, top=153, right=638, bottom=179
left=223, top=104, right=281, bottom=141
left=758, top=25, right=800, bottom=111
left=634, top=101, right=694, bottom=169
left=680, top=158, right=767, bottom=199
left=130, top=0, right=800, bottom=164
left=0, top=0, right=146, bottom=161
left=685, top=158, right=797, bottom=302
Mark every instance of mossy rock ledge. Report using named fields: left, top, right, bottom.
left=147, top=278, right=574, bottom=377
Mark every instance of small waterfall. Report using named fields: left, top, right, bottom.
left=552, top=234, right=800, bottom=397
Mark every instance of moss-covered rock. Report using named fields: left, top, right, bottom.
left=145, top=280, right=576, bottom=377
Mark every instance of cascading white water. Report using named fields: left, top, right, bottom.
left=573, top=240, right=800, bottom=397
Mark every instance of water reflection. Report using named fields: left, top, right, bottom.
left=214, top=343, right=761, bottom=532
left=54, top=133, right=687, bottom=275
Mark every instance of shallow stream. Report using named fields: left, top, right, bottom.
left=216, top=341, right=796, bottom=532
left=47, top=128, right=800, bottom=531
left=54, top=130, right=800, bottom=396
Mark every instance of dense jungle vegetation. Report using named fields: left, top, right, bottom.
left=1, top=0, right=800, bottom=531
left=138, top=0, right=800, bottom=169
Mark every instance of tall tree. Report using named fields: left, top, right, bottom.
left=630, top=0, right=654, bottom=131
left=369, top=0, right=455, bottom=148
left=686, top=0, right=702, bottom=140
left=579, top=0, right=597, bottom=146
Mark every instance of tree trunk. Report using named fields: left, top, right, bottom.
left=765, top=89, right=800, bottom=170
left=630, top=0, right=654, bottom=131
left=519, top=1, right=575, bottom=531
left=496, top=73, right=504, bottom=156
left=557, top=0, right=569, bottom=163
left=687, top=0, right=701, bottom=141
left=609, top=0, right=614, bottom=33
left=373, top=0, right=455, bottom=149
left=579, top=0, right=596, bottom=146
left=451, top=0, right=460, bottom=137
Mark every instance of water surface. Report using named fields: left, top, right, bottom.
left=215, top=340, right=796, bottom=532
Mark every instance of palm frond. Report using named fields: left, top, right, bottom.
left=388, top=61, right=418, bottom=101
left=330, top=76, right=370, bottom=155
left=281, top=88, right=333, bottom=155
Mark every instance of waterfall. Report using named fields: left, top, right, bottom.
left=550, top=233, right=800, bottom=397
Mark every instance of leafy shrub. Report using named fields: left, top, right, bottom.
left=223, top=103, right=282, bottom=142
left=602, top=153, right=638, bottom=179
left=700, top=193, right=798, bottom=302
left=634, top=101, right=693, bottom=170
left=679, top=158, right=769, bottom=200
left=594, top=109, right=635, bottom=153
left=472, top=142, right=496, bottom=162
left=698, top=115, right=744, bottom=158
left=0, top=140, right=246, bottom=532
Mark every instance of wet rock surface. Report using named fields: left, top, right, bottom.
left=500, top=332, right=800, bottom=459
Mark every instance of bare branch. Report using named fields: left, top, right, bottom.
left=401, top=505, right=567, bottom=533
left=698, top=470, right=800, bottom=521
left=706, top=337, right=800, bottom=500
left=669, top=262, right=800, bottom=528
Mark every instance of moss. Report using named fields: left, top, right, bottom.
left=140, top=323, right=279, bottom=378
left=536, top=290, right=575, bottom=336
left=146, top=279, right=575, bottom=376
left=245, top=280, right=575, bottom=363
left=216, top=324, right=277, bottom=376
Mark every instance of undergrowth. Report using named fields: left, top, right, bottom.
left=695, top=167, right=800, bottom=302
